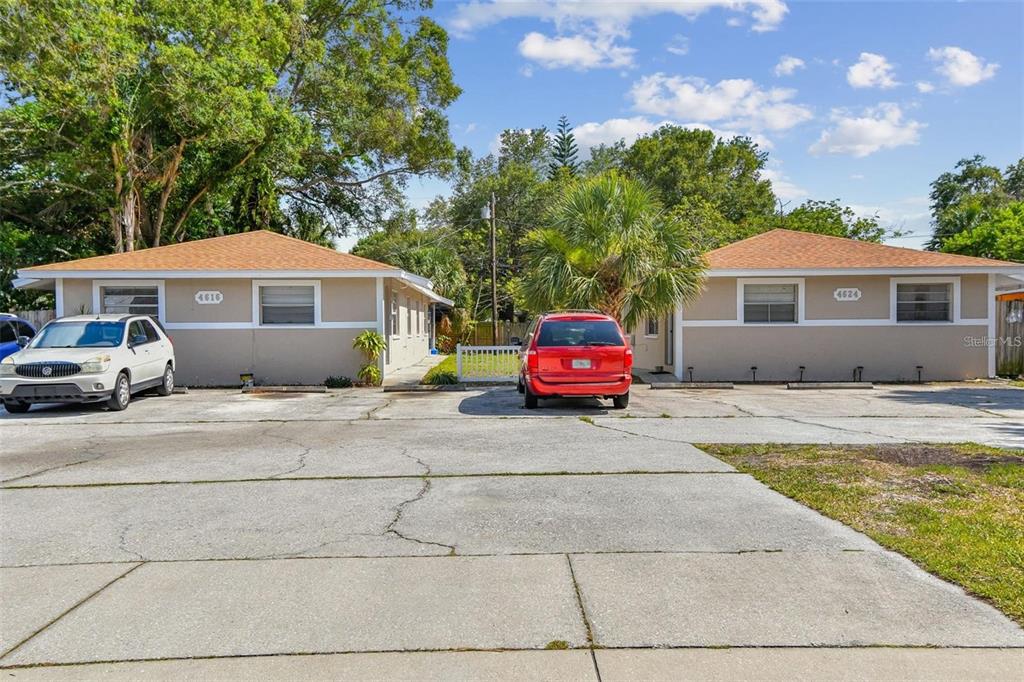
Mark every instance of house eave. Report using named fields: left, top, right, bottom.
left=707, top=266, right=1024, bottom=277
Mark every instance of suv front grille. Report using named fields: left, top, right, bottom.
left=15, top=361, right=82, bottom=378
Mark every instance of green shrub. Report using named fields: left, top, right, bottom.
left=357, top=363, right=382, bottom=386
left=353, top=330, right=387, bottom=362
left=324, top=376, right=353, bottom=388
left=422, top=355, right=459, bottom=385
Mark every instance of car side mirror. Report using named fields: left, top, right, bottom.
left=131, top=334, right=147, bottom=346
left=510, top=336, right=521, bottom=346
left=16, top=336, right=30, bottom=348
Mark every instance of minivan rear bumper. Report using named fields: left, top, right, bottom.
left=527, top=374, right=631, bottom=398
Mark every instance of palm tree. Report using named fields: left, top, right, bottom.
left=522, top=172, right=706, bottom=330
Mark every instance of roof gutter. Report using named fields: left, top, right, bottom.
left=707, top=266, right=1024, bottom=277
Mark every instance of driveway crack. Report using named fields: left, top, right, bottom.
left=383, top=470, right=455, bottom=555
left=261, top=424, right=313, bottom=478
left=1, top=441, right=107, bottom=486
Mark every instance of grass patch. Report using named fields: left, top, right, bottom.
left=700, top=442, right=1024, bottom=626
left=544, top=640, right=570, bottom=650
left=422, top=355, right=458, bottom=385
left=578, top=416, right=595, bottom=425
left=421, top=352, right=520, bottom=385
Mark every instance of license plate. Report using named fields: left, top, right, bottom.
left=571, top=358, right=592, bottom=369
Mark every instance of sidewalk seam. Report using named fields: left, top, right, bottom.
left=566, top=554, right=602, bottom=682
left=0, top=562, right=145, bottom=662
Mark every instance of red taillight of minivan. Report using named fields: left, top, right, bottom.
left=624, top=347, right=633, bottom=371
left=526, top=349, right=539, bottom=373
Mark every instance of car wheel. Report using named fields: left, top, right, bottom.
left=3, top=401, right=30, bottom=414
left=612, top=391, right=630, bottom=409
left=106, top=372, right=131, bottom=411
left=524, top=386, right=538, bottom=409
left=155, top=364, right=174, bottom=396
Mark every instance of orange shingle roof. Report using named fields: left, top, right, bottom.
left=706, top=229, right=1021, bottom=270
left=22, top=231, right=395, bottom=273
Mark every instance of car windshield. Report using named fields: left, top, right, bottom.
left=30, top=321, right=125, bottom=348
left=536, top=320, right=624, bottom=347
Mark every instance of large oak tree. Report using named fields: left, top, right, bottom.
left=0, top=0, right=460, bottom=252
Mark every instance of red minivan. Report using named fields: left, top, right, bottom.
left=517, top=311, right=633, bottom=409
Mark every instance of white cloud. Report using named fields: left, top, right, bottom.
left=518, top=32, right=634, bottom=70
left=573, top=116, right=774, bottom=156
left=809, top=103, right=924, bottom=157
left=762, top=166, right=807, bottom=202
left=846, top=52, right=899, bottom=89
left=915, top=81, right=935, bottom=93
left=773, top=55, right=805, bottom=77
left=629, top=73, right=813, bottom=131
left=464, top=122, right=478, bottom=133
left=850, top=173, right=865, bottom=180
left=449, top=0, right=789, bottom=37
left=666, top=35, right=689, bottom=56
left=927, top=46, right=998, bottom=87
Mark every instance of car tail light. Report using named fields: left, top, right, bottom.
left=624, top=347, right=634, bottom=370
left=526, top=349, right=538, bottom=372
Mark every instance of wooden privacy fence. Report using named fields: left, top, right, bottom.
left=8, top=309, right=56, bottom=329
left=456, top=344, right=520, bottom=383
left=467, top=321, right=531, bottom=346
left=996, top=298, right=1023, bottom=376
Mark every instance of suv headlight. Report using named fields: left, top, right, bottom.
left=0, top=356, right=14, bottom=377
left=80, top=354, right=112, bottom=374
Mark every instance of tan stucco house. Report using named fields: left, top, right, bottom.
left=14, top=231, right=452, bottom=386
left=629, top=229, right=1024, bottom=382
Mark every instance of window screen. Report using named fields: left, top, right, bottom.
left=896, top=283, right=952, bottom=322
left=260, top=285, right=315, bottom=325
left=744, top=284, right=797, bottom=324
left=645, top=318, right=659, bottom=336
left=101, top=286, right=159, bottom=318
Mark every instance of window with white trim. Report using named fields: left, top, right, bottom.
left=415, top=300, right=421, bottom=335
left=258, top=285, right=314, bottom=325
left=100, top=285, right=159, bottom=318
left=645, top=318, right=659, bottom=337
left=896, top=283, right=952, bottom=322
left=389, top=293, right=399, bottom=336
left=743, top=283, right=797, bottom=324
left=406, top=297, right=411, bottom=336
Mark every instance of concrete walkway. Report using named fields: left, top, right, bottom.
left=381, top=353, right=447, bottom=388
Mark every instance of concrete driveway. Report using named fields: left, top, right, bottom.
left=1, top=385, right=1022, bottom=679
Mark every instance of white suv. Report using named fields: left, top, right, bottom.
left=0, top=314, right=176, bottom=413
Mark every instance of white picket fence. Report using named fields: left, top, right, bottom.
left=456, top=344, right=520, bottom=383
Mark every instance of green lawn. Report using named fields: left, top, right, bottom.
left=701, top=443, right=1024, bottom=626
left=421, top=352, right=520, bottom=384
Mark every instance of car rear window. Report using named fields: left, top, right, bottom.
left=536, top=320, right=624, bottom=347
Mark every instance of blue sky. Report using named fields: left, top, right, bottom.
left=379, top=0, right=1022, bottom=252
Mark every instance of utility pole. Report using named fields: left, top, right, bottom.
left=489, top=192, right=498, bottom=345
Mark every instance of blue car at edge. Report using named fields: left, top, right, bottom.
left=0, top=314, right=37, bottom=361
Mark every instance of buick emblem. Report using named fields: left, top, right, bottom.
left=41, top=366, right=52, bottom=376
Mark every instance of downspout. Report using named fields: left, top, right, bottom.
left=988, top=274, right=997, bottom=378
left=673, top=303, right=684, bottom=381
left=55, top=278, right=65, bottom=318
left=376, top=277, right=386, bottom=377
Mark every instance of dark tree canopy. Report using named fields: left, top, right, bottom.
left=0, top=0, right=460, bottom=254
left=622, top=127, right=776, bottom=225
